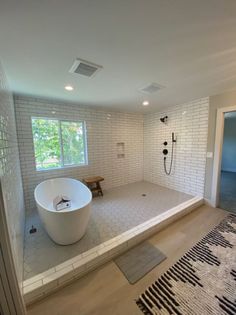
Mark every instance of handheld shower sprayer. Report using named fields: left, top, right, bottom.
left=163, top=132, right=176, bottom=175
left=172, top=132, right=176, bottom=143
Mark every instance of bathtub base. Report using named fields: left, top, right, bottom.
left=38, top=204, right=91, bottom=245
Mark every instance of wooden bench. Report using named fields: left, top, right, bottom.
left=83, top=176, right=104, bottom=197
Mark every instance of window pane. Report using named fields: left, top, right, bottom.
left=61, top=121, right=86, bottom=166
left=32, top=118, right=61, bottom=170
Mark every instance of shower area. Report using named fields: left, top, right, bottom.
left=0, top=86, right=209, bottom=305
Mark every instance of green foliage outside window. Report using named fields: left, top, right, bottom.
left=32, top=118, right=87, bottom=170
left=61, top=121, right=85, bottom=166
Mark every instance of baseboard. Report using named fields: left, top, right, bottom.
left=204, top=198, right=215, bottom=207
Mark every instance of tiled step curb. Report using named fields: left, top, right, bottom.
left=23, top=196, right=203, bottom=305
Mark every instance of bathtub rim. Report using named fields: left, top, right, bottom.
left=34, top=177, right=92, bottom=214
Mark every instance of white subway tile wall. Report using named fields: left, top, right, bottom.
left=144, top=98, right=209, bottom=196
left=14, top=95, right=144, bottom=215
left=0, top=63, right=25, bottom=289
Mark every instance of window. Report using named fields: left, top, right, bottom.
left=32, top=118, right=87, bottom=170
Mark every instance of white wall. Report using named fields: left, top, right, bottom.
left=0, top=62, right=25, bottom=289
left=222, top=117, right=236, bottom=172
left=14, top=95, right=144, bottom=215
left=144, top=98, right=209, bottom=196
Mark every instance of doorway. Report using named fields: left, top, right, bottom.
left=219, top=112, right=236, bottom=213
left=211, top=105, right=236, bottom=210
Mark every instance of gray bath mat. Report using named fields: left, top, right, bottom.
left=114, top=241, right=166, bottom=284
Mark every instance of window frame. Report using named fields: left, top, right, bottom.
left=31, top=116, right=88, bottom=172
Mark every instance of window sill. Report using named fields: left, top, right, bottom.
left=36, top=163, right=88, bottom=173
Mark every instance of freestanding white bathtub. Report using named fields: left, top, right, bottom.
left=34, top=178, right=92, bottom=245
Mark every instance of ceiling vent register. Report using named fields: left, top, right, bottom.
left=139, top=83, right=164, bottom=94
left=69, top=58, right=103, bottom=77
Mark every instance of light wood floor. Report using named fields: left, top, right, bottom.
left=27, top=205, right=227, bottom=315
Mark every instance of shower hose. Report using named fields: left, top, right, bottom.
left=164, top=140, right=174, bottom=175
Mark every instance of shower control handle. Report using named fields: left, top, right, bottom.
left=172, top=132, right=176, bottom=143
left=163, top=141, right=168, bottom=146
left=163, top=149, right=168, bottom=155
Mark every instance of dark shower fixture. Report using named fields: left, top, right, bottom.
left=172, top=132, right=177, bottom=143
left=160, top=116, right=168, bottom=123
left=163, top=132, right=177, bottom=175
left=29, top=225, right=37, bottom=234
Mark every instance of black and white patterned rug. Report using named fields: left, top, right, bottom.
left=136, top=214, right=236, bottom=315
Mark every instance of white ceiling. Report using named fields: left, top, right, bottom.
left=1, top=0, right=236, bottom=112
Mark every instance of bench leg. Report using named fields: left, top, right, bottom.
left=96, top=182, right=103, bottom=196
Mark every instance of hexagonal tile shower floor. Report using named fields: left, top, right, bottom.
left=24, top=181, right=193, bottom=280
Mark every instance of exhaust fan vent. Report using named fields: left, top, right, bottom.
left=139, top=83, right=164, bottom=94
left=69, top=58, right=102, bottom=78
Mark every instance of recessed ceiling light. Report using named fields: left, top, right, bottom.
left=142, top=101, right=149, bottom=106
left=64, top=85, right=74, bottom=91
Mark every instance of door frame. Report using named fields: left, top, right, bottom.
left=211, top=105, right=236, bottom=207
left=0, top=181, right=26, bottom=315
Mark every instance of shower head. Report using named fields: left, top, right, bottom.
left=160, top=116, right=168, bottom=123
